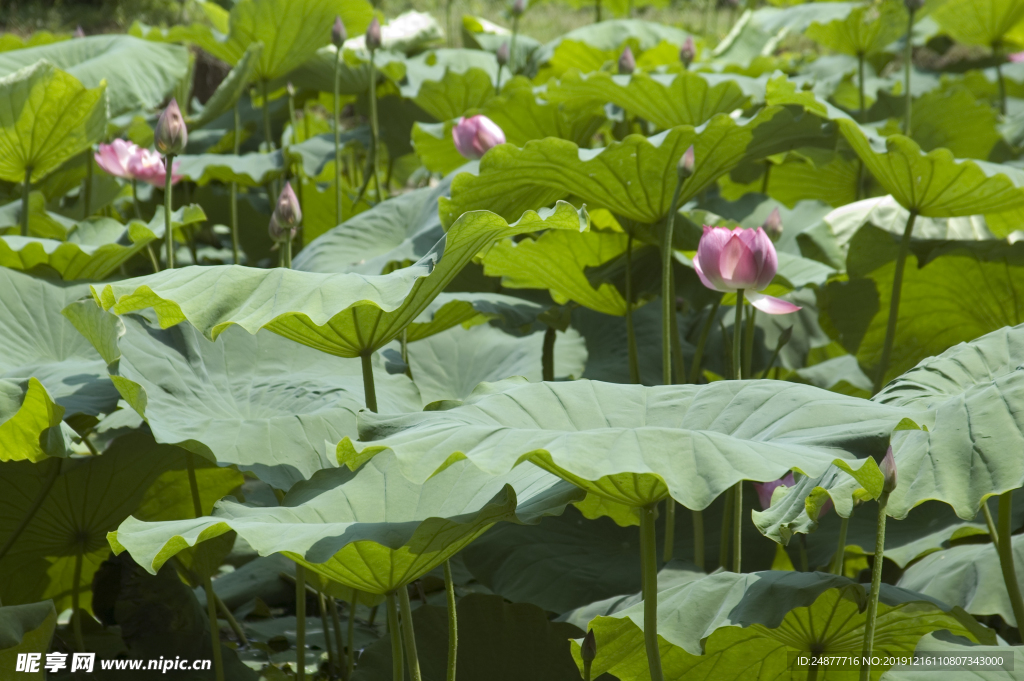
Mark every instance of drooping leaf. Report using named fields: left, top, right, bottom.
left=397, top=49, right=499, bottom=121
left=804, top=0, right=908, bottom=57
left=109, top=453, right=583, bottom=595
left=0, top=601, right=57, bottom=677
left=0, top=378, right=73, bottom=463
left=931, top=0, right=1024, bottom=49
left=91, top=202, right=587, bottom=358
left=0, top=61, right=107, bottom=184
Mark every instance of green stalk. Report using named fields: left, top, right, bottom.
left=21, top=167, right=31, bottom=237
left=719, top=487, right=734, bottom=569
left=595, top=0, right=602, bottom=22
left=398, top=587, right=423, bottom=681
left=347, top=590, right=359, bottom=678
left=361, top=353, right=378, bottom=412
left=284, top=237, right=293, bottom=269
left=84, top=151, right=93, bottom=219
left=692, top=509, right=704, bottom=571
left=996, top=54, right=1008, bottom=117
left=214, top=592, right=248, bottom=647
left=131, top=179, right=142, bottom=221
left=831, top=514, right=850, bottom=575
left=509, top=17, right=519, bottom=76
left=758, top=329, right=791, bottom=379
left=446, top=0, right=453, bottom=47
left=670, top=268, right=686, bottom=384
left=688, top=299, right=721, bottom=384
left=858, top=491, right=889, bottom=681
left=661, top=179, right=685, bottom=386
left=542, top=326, right=556, bottom=381
left=231, top=103, right=240, bottom=265
left=387, top=592, right=404, bottom=681
left=807, top=661, right=820, bottom=681
left=798, top=535, right=809, bottom=572
left=873, top=210, right=918, bottom=394
left=625, top=234, right=640, bottom=383
left=328, top=599, right=346, bottom=677
left=261, top=79, right=274, bottom=153
left=640, top=504, right=664, bottom=681
left=983, top=501, right=999, bottom=548
left=731, top=292, right=745, bottom=573
left=334, top=46, right=344, bottom=226
left=186, top=454, right=224, bottom=681
left=0, top=461, right=60, bottom=563
left=902, top=7, right=915, bottom=136
left=857, top=52, right=866, bottom=122
left=295, top=565, right=307, bottom=681
left=319, top=591, right=335, bottom=674
left=996, top=491, right=1024, bottom=634
left=663, top=501, right=675, bottom=564
left=72, top=549, right=85, bottom=652
left=164, top=156, right=175, bottom=269
left=443, top=561, right=457, bottom=681
left=495, top=64, right=503, bottom=95
left=584, top=659, right=593, bottom=681
left=368, top=51, right=381, bottom=200
left=761, top=161, right=771, bottom=195
left=743, top=304, right=755, bottom=379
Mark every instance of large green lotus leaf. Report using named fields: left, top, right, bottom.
left=0, top=34, right=186, bottom=116
left=882, top=632, right=1023, bottom=680
left=543, top=70, right=756, bottom=130
left=281, top=45, right=407, bottom=97
left=136, top=0, right=373, bottom=81
left=931, top=0, right=1024, bottom=49
left=821, top=233, right=1024, bottom=386
left=532, top=19, right=691, bottom=71
left=404, top=292, right=548, bottom=342
left=873, top=88, right=1002, bottom=162
left=351, top=594, right=585, bottom=681
left=898, top=536, right=1024, bottom=627
left=0, top=268, right=118, bottom=417
left=176, top=151, right=286, bottom=187
left=397, top=50, right=498, bottom=121
left=440, top=105, right=834, bottom=226
left=768, top=78, right=1024, bottom=217
left=287, top=127, right=371, bottom=178
left=483, top=228, right=629, bottom=316
left=293, top=174, right=452, bottom=275
left=576, top=577, right=990, bottom=681
left=804, top=0, right=908, bottom=56
left=0, top=601, right=57, bottom=677
left=0, top=378, right=74, bottom=463
left=0, top=191, right=78, bottom=240
left=78, top=311, right=420, bottom=489
left=405, top=323, right=587, bottom=405
left=0, top=61, right=107, bottom=184
left=91, top=202, right=586, bottom=358
left=186, top=42, right=261, bottom=130
left=485, top=76, right=606, bottom=147
left=0, top=205, right=206, bottom=281
left=339, top=377, right=911, bottom=510
left=0, top=433, right=190, bottom=611
left=109, top=453, right=583, bottom=595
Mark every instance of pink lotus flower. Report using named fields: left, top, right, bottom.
left=94, top=139, right=182, bottom=188
left=693, top=225, right=801, bottom=314
left=881, top=446, right=897, bottom=493
left=754, top=472, right=795, bottom=510
left=452, top=115, right=506, bottom=160
left=1009, top=52, right=1024, bottom=63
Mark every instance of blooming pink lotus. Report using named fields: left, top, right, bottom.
left=693, top=225, right=800, bottom=314
left=452, top=115, right=506, bottom=160
left=94, top=139, right=182, bottom=188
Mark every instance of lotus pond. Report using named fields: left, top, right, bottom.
left=2, top=0, right=1024, bottom=679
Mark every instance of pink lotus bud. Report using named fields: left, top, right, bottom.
left=680, top=36, right=695, bottom=67
left=452, top=115, right=506, bottom=160
left=273, top=181, right=302, bottom=232
left=497, top=42, right=510, bottom=67
left=881, top=446, right=897, bottom=493
left=581, top=629, right=597, bottom=663
left=155, top=98, right=187, bottom=156
left=73, top=26, right=86, bottom=38
left=512, top=0, right=527, bottom=17
left=693, top=225, right=801, bottom=314
left=366, top=17, right=382, bottom=51
left=1009, top=52, right=1024, bottom=63
left=754, top=472, right=795, bottom=510
left=678, top=144, right=695, bottom=180
left=332, top=16, right=347, bottom=48
left=618, top=47, right=635, bottom=75
left=762, top=207, right=783, bottom=241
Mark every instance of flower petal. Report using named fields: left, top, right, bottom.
left=720, top=234, right=760, bottom=289
left=693, top=257, right=722, bottom=291
left=747, top=291, right=801, bottom=315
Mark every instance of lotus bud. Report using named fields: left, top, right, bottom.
left=73, top=25, right=86, bottom=38
left=581, top=629, right=597, bottom=664
left=753, top=472, right=795, bottom=510
left=904, top=0, right=925, bottom=9
left=880, top=446, right=897, bottom=494
left=332, top=16, right=347, bottom=47
left=273, top=182, right=302, bottom=234
left=366, top=17, right=382, bottom=51
left=762, top=207, right=783, bottom=241
left=1010, top=52, right=1024, bottom=63
left=678, top=144, right=695, bottom=181
left=154, top=98, right=188, bottom=156
left=618, top=46, right=635, bottom=75
left=680, top=36, right=695, bottom=67
left=452, top=114, right=506, bottom=160
left=693, top=224, right=801, bottom=314
left=286, top=81, right=296, bottom=98
left=512, top=0, right=527, bottom=17
left=497, top=42, right=511, bottom=67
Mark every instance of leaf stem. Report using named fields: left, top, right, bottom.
left=689, top=299, right=721, bottom=384
left=398, top=586, right=423, bottom=681
left=640, top=503, right=664, bottom=681
left=443, top=560, right=458, bottom=681
left=0, top=460, right=60, bottom=563
left=997, top=491, right=1024, bottom=632
left=186, top=454, right=225, bottom=681
left=510, top=17, right=519, bottom=76
left=903, top=7, right=915, bottom=136
left=719, top=486, right=733, bottom=569
left=663, top=501, right=675, bottom=564
left=983, top=501, right=999, bottom=548
left=996, top=55, right=1008, bottom=117
left=84, top=151, right=93, bottom=219
left=626, top=234, right=640, bottom=383
left=360, top=353, right=378, bottom=412
left=347, top=590, right=358, bottom=678
left=743, top=304, right=755, bottom=378
left=72, top=549, right=85, bottom=652
left=231, top=103, right=240, bottom=265
left=215, top=592, right=247, bottom=647
left=859, top=490, right=888, bottom=681
left=164, top=156, right=175, bottom=269
left=319, top=591, right=335, bottom=674
left=387, top=592, right=404, bottom=681
left=692, top=510, right=704, bottom=571
left=21, top=166, right=31, bottom=237
left=542, top=326, right=556, bottom=381
left=595, top=0, right=602, bottom=22
left=831, top=514, right=850, bottom=575
left=293, top=565, right=306, bottom=681
left=857, top=51, right=866, bottom=122
left=662, top=179, right=685, bottom=386
left=873, top=210, right=917, bottom=393
left=328, top=598, right=346, bottom=678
